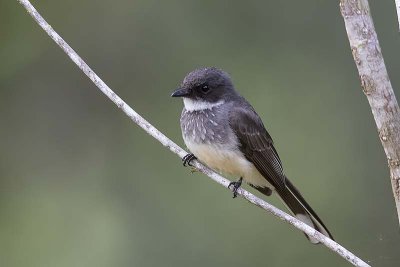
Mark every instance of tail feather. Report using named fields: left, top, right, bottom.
left=276, top=178, right=333, bottom=244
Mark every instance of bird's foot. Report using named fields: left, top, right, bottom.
left=190, top=166, right=198, bottom=173
left=182, top=153, right=197, bottom=167
left=228, top=177, right=243, bottom=198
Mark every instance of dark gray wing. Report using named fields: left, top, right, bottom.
left=229, top=105, right=286, bottom=191
left=229, top=104, right=334, bottom=242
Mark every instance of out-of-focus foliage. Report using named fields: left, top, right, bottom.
left=1, top=1, right=400, bottom=266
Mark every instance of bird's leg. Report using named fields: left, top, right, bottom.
left=182, top=153, right=197, bottom=167
left=228, top=177, right=243, bottom=198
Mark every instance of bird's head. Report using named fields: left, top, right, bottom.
left=171, top=67, right=236, bottom=110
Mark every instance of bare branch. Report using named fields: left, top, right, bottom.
left=340, top=0, right=400, bottom=225
left=395, top=0, right=400, bottom=31
left=17, top=0, right=370, bottom=266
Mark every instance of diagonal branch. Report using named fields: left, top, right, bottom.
left=340, top=0, right=400, bottom=225
left=17, top=0, right=370, bottom=266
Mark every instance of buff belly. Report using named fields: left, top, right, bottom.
left=184, top=140, right=273, bottom=189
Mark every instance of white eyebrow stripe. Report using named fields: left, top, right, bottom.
left=183, top=98, right=225, bottom=111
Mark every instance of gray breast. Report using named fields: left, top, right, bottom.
left=180, top=104, right=234, bottom=145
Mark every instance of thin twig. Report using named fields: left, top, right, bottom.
left=395, top=0, right=400, bottom=31
left=17, top=0, right=370, bottom=266
left=340, top=0, right=400, bottom=225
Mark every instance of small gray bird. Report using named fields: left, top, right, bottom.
left=171, top=67, right=333, bottom=243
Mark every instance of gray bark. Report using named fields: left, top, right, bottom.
left=395, top=0, right=400, bottom=31
left=340, top=0, right=400, bottom=225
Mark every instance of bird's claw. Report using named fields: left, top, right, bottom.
left=228, top=177, right=243, bottom=198
left=182, top=153, right=197, bottom=167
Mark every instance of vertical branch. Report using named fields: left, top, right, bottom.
left=395, top=0, right=400, bottom=31
left=340, top=0, right=400, bottom=225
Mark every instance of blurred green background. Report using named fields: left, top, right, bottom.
left=1, top=0, right=400, bottom=266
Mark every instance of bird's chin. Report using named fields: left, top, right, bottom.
left=183, top=98, right=225, bottom=112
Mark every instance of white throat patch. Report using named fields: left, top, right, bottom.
left=183, top=98, right=225, bottom=112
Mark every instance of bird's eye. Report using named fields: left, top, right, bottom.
left=201, top=85, right=210, bottom=93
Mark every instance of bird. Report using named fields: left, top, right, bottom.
left=171, top=67, right=333, bottom=243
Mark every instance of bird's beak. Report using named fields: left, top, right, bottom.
left=171, top=87, right=190, bottom=97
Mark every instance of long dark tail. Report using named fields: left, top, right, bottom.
left=275, top=178, right=333, bottom=244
